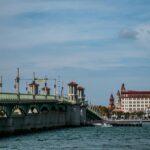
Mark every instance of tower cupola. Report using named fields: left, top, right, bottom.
left=77, top=86, right=85, bottom=102
left=68, top=81, right=78, bottom=101
left=29, top=81, right=39, bottom=95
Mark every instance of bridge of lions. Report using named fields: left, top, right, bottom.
left=0, top=93, right=75, bottom=118
left=0, top=69, right=100, bottom=120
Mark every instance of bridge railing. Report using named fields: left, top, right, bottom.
left=87, top=107, right=104, bottom=119
left=20, top=94, right=33, bottom=100
left=0, top=93, right=57, bottom=101
left=0, top=93, right=18, bottom=100
left=0, top=93, right=88, bottom=105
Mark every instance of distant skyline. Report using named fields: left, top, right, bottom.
left=0, top=0, right=150, bottom=105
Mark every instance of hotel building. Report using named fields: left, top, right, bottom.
left=115, top=84, right=150, bottom=112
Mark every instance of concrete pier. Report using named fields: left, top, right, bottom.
left=105, top=120, right=142, bottom=127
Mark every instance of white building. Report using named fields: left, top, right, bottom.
left=116, top=84, right=150, bottom=112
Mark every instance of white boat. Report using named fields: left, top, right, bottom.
left=92, top=123, right=102, bottom=126
left=101, top=123, right=112, bottom=127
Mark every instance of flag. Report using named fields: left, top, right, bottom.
left=36, top=79, right=45, bottom=83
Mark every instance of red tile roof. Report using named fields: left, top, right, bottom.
left=122, top=91, right=150, bottom=94
left=29, top=82, right=39, bottom=87
left=77, top=86, right=84, bottom=90
left=68, top=81, right=78, bottom=86
left=42, top=87, right=50, bottom=90
left=121, top=90, right=150, bottom=98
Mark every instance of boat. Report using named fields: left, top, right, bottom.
left=101, top=123, right=112, bottom=127
left=92, top=123, right=102, bottom=126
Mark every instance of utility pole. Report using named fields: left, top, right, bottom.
left=61, top=80, right=64, bottom=97
left=15, top=68, right=20, bottom=99
left=45, top=79, right=47, bottom=96
left=33, top=72, right=35, bottom=82
left=0, top=76, right=2, bottom=93
left=58, top=76, right=60, bottom=96
left=54, top=79, right=56, bottom=96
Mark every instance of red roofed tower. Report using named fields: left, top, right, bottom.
left=68, top=81, right=78, bottom=101
left=77, top=86, right=85, bottom=102
left=108, top=94, right=115, bottom=112
left=41, top=82, right=50, bottom=96
left=29, top=81, right=39, bottom=95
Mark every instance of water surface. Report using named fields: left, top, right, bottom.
left=0, top=124, right=150, bottom=150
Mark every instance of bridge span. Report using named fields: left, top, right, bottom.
left=0, top=92, right=102, bottom=136
left=0, top=69, right=102, bottom=135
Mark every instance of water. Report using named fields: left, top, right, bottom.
left=1, top=124, right=150, bottom=150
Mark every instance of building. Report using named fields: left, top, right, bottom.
left=108, top=94, right=115, bottom=112
left=116, top=84, right=150, bottom=112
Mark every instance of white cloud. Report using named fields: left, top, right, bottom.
left=119, top=29, right=138, bottom=39
left=135, top=24, right=150, bottom=48
left=119, top=23, right=150, bottom=48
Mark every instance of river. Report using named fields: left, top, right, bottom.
left=0, top=124, right=150, bottom=150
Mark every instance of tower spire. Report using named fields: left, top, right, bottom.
left=121, top=83, right=126, bottom=92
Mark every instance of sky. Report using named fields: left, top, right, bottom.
left=0, top=0, right=150, bottom=106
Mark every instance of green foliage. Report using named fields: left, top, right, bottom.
left=90, top=105, right=109, bottom=117
left=112, top=110, right=144, bottom=119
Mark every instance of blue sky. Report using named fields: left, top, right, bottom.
left=0, top=0, right=150, bottom=105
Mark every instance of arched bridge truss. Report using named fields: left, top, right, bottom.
left=0, top=101, right=66, bottom=118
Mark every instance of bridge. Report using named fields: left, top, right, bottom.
left=0, top=69, right=102, bottom=135
left=0, top=93, right=102, bottom=136
left=0, top=92, right=102, bottom=121
left=0, top=93, right=82, bottom=117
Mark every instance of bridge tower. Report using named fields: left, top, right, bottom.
left=28, top=73, right=39, bottom=95
left=77, top=86, right=85, bottom=102
left=29, top=81, right=39, bottom=95
left=68, top=81, right=78, bottom=101
left=42, top=82, right=50, bottom=95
